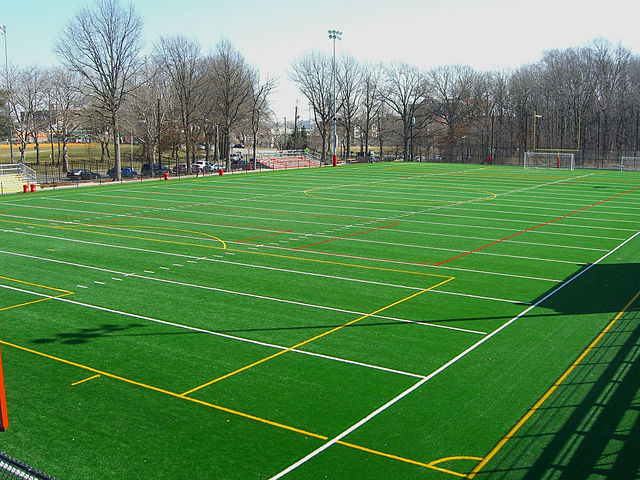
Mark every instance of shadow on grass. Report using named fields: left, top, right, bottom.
left=476, top=261, right=640, bottom=479
left=479, top=307, right=640, bottom=479
left=28, top=265, right=640, bottom=341
left=532, top=262, right=640, bottom=315
left=32, top=322, right=146, bottom=345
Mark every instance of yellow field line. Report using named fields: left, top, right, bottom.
left=0, top=217, right=451, bottom=280
left=181, top=277, right=454, bottom=396
left=2, top=337, right=475, bottom=477
left=86, top=224, right=228, bottom=249
left=71, top=374, right=101, bottom=386
left=57, top=225, right=228, bottom=251
left=0, top=219, right=228, bottom=252
left=0, top=275, right=73, bottom=294
left=0, top=339, right=326, bottom=440
left=0, top=275, right=74, bottom=312
left=467, top=286, right=640, bottom=478
left=0, top=294, right=73, bottom=312
left=337, top=441, right=480, bottom=477
left=303, top=184, right=496, bottom=205
left=227, top=246, right=453, bottom=279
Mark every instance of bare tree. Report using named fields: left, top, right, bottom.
left=206, top=39, right=255, bottom=171
left=375, top=104, right=398, bottom=161
left=8, top=69, right=25, bottom=164
left=0, top=87, right=8, bottom=145
left=153, top=35, right=204, bottom=172
left=357, top=63, right=384, bottom=157
left=50, top=67, right=82, bottom=172
left=427, top=65, right=482, bottom=160
left=27, top=67, right=48, bottom=166
left=382, top=62, right=429, bottom=160
left=248, top=76, right=276, bottom=168
left=588, top=39, right=631, bottom=155
left=9, top=66, right=48, bottom=164
left=337, top=54, right=362, bottom=160
left=290, top=51, right=334, bottom=161
left=127, top=56, right=176, bottom=171
left=55, top=0, right=143, bottom=181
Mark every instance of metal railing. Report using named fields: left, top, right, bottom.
left=0, top=163, right=37, bottom=184
left=0, top=451, right=56, bottom=480
left=254, top=150, right=325, bottom=170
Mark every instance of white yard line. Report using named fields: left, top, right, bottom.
left=268, top=229, right=640, bottom=479
left=0, top=247, right=485, bottom=336
left=0, top=282, right=428, bottom=379
left=0, top=201, right=626, bottom=248
left=0, top=224, right=561, bottom=284
left=285, top=235, right=587, bottom=265
left=429, top=289, right=530, bottom=305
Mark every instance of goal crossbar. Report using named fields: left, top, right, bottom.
left=524, top=151, right=575, bottom=171
left=620, top=156, right=640, bottom=171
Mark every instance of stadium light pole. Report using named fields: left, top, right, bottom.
left=533, top=112, right=542, bottom=150
left=0, top=25, right=13, bottom=163
left=328, top=29, right=341, bottom=167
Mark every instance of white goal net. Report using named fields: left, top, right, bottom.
left=620, top=156, right=640, bottom=171
left=524, top=152, right=575, bottom=171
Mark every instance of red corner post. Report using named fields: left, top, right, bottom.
left=332, top=154, right=337, bottom=167
left=0, top=346, right=8, bottom=431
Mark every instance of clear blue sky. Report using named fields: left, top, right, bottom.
left=2, top=0, right=639, bottom=120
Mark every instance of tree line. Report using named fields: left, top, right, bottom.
left=292, top=38, right=640, bottom=167
left=0, top=0, right=274, bottom=180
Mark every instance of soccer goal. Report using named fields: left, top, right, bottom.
left=524, top=152, right=575, bottom=171
left=620, top=156, right=640, bottom=171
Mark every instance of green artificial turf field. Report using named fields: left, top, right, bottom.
left=0, top=162, right=639, bottom=479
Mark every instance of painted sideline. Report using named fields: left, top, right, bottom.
left=268, top=230, right=640, bottom=479
left=468, top=285, right=640, bottom=478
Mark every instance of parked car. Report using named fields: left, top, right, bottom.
left=107, top=167, right=138, bottom=179
left=171, top=164, right=188, bottom=175
left=193, top=160, right=219, bottom=172
left=67, top=169, right=101, bottom=181
left=192, top=160, right=207, bottom=172
left=230, top=152, right=243, bottom=161
left=231, top=159, right=250, bottom=170
left=141, top=163, right=171, bottom=176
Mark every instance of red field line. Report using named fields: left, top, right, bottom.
left=434, top=185, right=640, bottom=266
left=294, top=222, right=401, bottom=250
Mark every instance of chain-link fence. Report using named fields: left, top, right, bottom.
left=0, top=452, right=56, bottom=480
left=19, top=147, right=640, bottom=185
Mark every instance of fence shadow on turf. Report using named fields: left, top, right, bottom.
left=477, top=307, right=640, bottom=479
left=530, top=262, right=640, bottom=316
left=476, top=262, right=640, bottom=479
left=218, top=263, right=639, bottom=335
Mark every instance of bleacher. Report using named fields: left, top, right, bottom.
left=255, top=150, right=324, bottom=170
left=0, top=174, right=31, bottom=195
left=0, top=164, right=38, bottom=195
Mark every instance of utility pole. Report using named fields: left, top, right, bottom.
left=328, top=29, right=342, bottom=167
left=293, top=103, right=298, bottom=150
left=157, top=98, right=161, bottom=167
left=1, top=25, right=13, bottom=163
